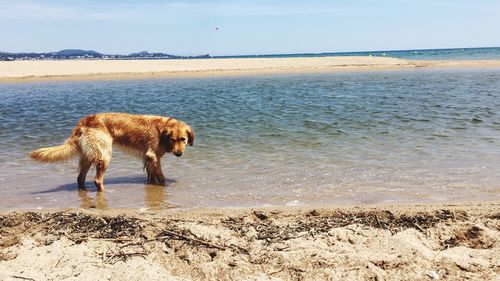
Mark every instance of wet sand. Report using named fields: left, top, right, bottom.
left=1, top=57, right=500, bottom=83
left=1, top=202, right=498, bottom=280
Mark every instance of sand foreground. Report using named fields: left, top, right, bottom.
left=1, top=203, right=498, bottom=280
left=1, top=57, right=500, bottom=83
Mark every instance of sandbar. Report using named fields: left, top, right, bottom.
left=1, top=56, right=500, bottom=83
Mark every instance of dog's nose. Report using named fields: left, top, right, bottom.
left=174, top=152, right=182, bottom=157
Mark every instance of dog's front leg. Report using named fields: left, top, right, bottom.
left=155, top=159, right=166, bottom=184
left=145, top=150, right=166, bottom=185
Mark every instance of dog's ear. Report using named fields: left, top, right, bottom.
left=187, top=126, right=195, bottom=146
left=161, top=118, right=175, bottom=136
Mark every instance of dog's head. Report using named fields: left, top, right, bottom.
left=161, top=118, right=194, bottom=157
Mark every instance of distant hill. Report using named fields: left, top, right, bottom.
left=128, top=51, right=182, bottom=59
left=52, top=49, right=102, bottom=56
left=129, top=51, right=151, bottom=57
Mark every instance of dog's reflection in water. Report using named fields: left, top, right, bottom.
left=78, top=184, right=174, bottom=210
left=78, top=189, right=109, bottom=209
left=144, top=185, right=175, bottom=210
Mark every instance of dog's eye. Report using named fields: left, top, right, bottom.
left=179, top=137, right=186, bottom=142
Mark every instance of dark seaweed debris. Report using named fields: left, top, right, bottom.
left=223, top=209, right=469, bottom=242
left=0, top=212, right=143, bottom=242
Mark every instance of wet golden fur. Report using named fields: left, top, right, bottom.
left=31, top=113, right=194, bottom=191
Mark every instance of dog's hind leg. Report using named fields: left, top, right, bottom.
left=80, top=129, right=113, bottom=192
left=94, top=158, right=109, bottom=192
left=93, top=141, right=112, bottom=192
left=77, top=157, right=92, bottom=189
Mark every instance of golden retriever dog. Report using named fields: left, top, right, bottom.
left=31, top=113, right=194, bottom=191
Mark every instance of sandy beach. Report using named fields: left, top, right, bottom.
left=1, top=57, right=500, bottom=83
left=0, top=203, right=498, bottom=280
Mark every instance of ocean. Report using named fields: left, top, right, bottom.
left=217, top=47, right=500, bottom=60
left=0, top=63, right=499, bottom=210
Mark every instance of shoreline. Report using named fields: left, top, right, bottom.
left=1, top=202, right=498, bottom=280
left=1, top=57, right=500, bottom=83
left=1, top=200, right=498, bottom=217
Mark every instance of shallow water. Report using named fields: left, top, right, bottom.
left=1, top=68, right=499, bottom=210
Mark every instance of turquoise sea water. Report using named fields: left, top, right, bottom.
left=217, top=47, right=500, bottom=60
left=0, top=68, right=499, bottom=210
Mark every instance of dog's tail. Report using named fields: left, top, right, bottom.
left=31, top=135, right=79, bottom=163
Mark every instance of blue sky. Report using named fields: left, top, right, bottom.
left=1, top=0, right=499, bottom=56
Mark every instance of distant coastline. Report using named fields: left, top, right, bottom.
left=1, top=47, right=500, bottom=61
left=0, top=49, right=210, bottom=61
